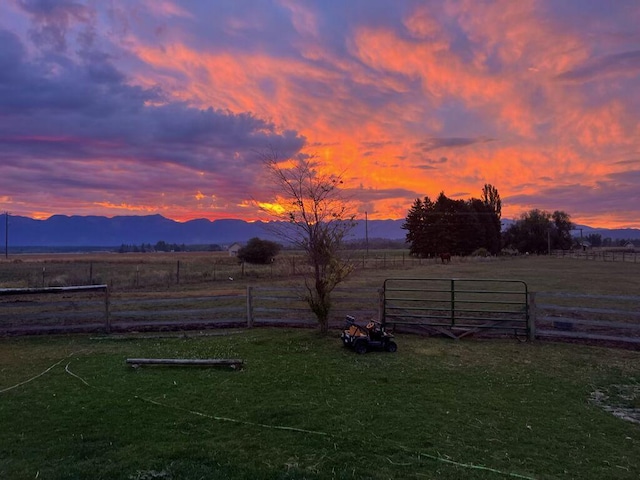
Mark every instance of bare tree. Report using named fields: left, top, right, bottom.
left=260, top=149, right=356, bottom=334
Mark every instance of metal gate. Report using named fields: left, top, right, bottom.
left=382, top=278, right=531, bottom=340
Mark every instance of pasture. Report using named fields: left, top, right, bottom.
left=1, top=249, right=640, bottom=295
left=2, top=252, right=640, bottom=339
left=1, top=252, right=640, bottom=478
left=0, top=329, right=639, bottom=479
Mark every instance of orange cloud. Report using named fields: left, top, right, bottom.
left=4, top=1, right=635, bottom=228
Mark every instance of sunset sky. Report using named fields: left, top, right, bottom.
left=1, top=1, right=639, bottom=228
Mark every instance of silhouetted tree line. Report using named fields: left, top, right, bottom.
left=117, top=241, right=223, bottom=253
left=502, top=209, right=573, bottom=254
left=583, top=234, right=639, bottom=248
left=403, top=184, right=502, bottom=257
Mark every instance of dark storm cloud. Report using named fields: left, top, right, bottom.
left=414, top=156, right=448, bottom=170
left=1, top=0, right=640, bottom=226
left=0, top=25, right=305, bottom=211
left=416, top=137, right=495, bottom=152
left=506, top=172, right=640, bottom=223
left=18, top=0, right=94, bottom=52
left=612, top=158, right=640, bottom=166
left=0, top=28, right=304, bottom=158
left=347, top=186, right=418, bottom=202
left=556, top=50, right=640, bottom=82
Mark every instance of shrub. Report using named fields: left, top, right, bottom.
left=237, top=238, right=281, bottom=264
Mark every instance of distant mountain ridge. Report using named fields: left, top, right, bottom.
left=1, top=214, right=639, bottom=248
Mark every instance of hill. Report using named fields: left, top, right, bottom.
left=0, top=214, right=638, bottom=249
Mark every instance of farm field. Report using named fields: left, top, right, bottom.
left=1, top=253, right=640, bottom=478
left=1, top=250, right=639, bottom=295
left=2, top=252, right=640, bottom=339
left=1, top=329, right=639, bottom=479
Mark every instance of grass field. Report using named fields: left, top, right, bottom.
left=2, top=250, right=640, bottom=296
left=1, top=329, right=639, bottom=480
left=1, top=254, right=640, bottom=479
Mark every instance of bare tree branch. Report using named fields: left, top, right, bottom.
left=258, top=148, right=356, bottom=333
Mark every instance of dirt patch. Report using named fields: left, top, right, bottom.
left=590, top=384, right=640, bottom=425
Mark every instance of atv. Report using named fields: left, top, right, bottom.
left=340, top=315, right=397, bottom=354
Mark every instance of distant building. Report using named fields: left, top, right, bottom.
left=228, top=242, right=242, bottom=257
left=575, top=239, right=591, bottom=251
left=623, top=241, right=635, bottom=250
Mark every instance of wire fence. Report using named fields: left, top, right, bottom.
left=552, top=249, right=639, bottom=262
left=0, top=251, right=497, bottom=291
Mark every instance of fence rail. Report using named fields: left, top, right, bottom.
left=0, top=285, right=111, bottom=333
left=2, top=283, right=640, bottom=348
left=248, top=286, right=379, bottom=327
left=553, top=250, right=639, bottom=262
left=0, top=284, right=379, bottom=335
left=533, top=292, right=640, bottom=344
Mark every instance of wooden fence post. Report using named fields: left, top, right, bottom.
left=528, top=292, right=536, bottom=342
left=176, top=260, right=180, bottom=285
left=246, top=286, right=253, bottom=328
left=104, top=286, right=111, bottom=333
left=378, top=288, right=385, bottom=326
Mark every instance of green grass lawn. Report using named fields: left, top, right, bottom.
left=1, top=329, right=639, bottom=479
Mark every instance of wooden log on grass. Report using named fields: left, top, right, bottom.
left=126, top=358, right=244, bottom=368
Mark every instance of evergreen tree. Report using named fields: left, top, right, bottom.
left=403, top=187, right=502, bottom=257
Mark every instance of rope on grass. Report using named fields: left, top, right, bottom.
left=400, top=445, right=537, bottom=480
left=64, top=363, right=91, bottom=386
left=61, top=359, right=537, bottom=478
left=136, top=395, right=329, bottom=437
left=0, top=351, right=83, bottom=394
left=61, top=360, right=328, bottom=437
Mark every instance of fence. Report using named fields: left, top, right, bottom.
left=2, top=282, right=639, bottom=347
left=0, top=258, right=293, bottom=290
left=0, top=285, right=111, bottom=334
left=553, top=250, right=639, bottom=263
left=0, top=284, right=379, bottom=335
left=0, top=252, right=510, bottom=291
left=533, top=292, right=640, bottom=345
left=381, top=278, right=531, bottom=340
left=247, top=286, right=379, bottom=327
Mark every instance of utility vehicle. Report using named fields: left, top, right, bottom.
left=340, top=315, right=397, bottom=354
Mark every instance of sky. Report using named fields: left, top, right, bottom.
left=0, top=0, right=639, bottom=228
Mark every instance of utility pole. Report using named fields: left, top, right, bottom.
left=365, top=211, right=369, bottom=256
left=4, top=212, right=8, bottom=259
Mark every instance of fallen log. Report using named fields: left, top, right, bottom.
left=126, top=358, right=244, bottom=369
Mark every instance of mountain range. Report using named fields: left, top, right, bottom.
left=1, top=214, right=639, bottom=248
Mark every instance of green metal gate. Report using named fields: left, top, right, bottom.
left=382, top=278, right=531, bottom=340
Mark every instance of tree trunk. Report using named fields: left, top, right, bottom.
left=319, top=316, right=329, bottom=334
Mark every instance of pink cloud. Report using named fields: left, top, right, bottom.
left=1, top=1, right=639, bottom=229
